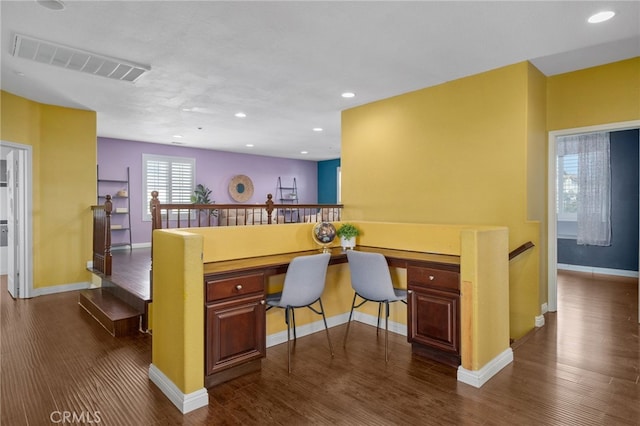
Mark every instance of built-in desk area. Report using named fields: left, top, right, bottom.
left=150, top=221, right=511, bottom=414
left=202, top=246, right=462, bottom=387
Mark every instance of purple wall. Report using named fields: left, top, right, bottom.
left=98, top=137, right=318, bottom=244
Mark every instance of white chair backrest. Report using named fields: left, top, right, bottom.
left=279, top=253, right=331, bottom=307
left=346, top=250, right=397, bottom=301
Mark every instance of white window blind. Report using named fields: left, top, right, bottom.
left=557, top=153, right=578, bottom=221
left=142, top=154, right=195, bottom=220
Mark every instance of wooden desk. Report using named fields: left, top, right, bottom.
left=203, top=246, right=461, bottom=387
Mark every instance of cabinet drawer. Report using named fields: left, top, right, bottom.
left=206, top=273, right=264, bottom=302
left=408, top=266, right=459, bottom=292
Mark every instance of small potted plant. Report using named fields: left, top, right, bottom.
left=337, top=223, right=360, bottom=250
left=191, top=184, right=218, bottom=217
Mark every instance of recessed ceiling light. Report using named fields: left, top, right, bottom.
left=301, top=151, right=308, bottom=155
left=341, top=92, right=355, bottom=98
left=36, top=0, right=65, bottom=11
left=235, top=112, right=246, bottom=118
left=246, top=144, right=254, bottom=147
left=588, top=11, right=615, bottom=23
left=171, top=141, right=185, bottom=145
left=173, top=134, right=183, bottom=138
left=313, top=127, right=323, bottom=132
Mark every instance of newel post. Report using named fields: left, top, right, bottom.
left=149, top=191, right=161, bottom=289
left=150, top=191, right=161, bottom=231
left=265, top=194, right=274, bottom=224
left=103, top=195, right=113, bottom=276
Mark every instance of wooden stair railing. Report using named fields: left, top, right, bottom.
left=91, top=195, right=112, bottom=276
left=509, top=241, right=534, bottom=260
left=150, top=191, right=343, bottom=231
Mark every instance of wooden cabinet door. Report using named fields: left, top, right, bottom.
left=206, top=293, right=266, bottom=375
left=408, top=286, right=459, bottom=354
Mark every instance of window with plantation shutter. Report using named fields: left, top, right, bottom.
left=142, top=153, right=195, bottom=221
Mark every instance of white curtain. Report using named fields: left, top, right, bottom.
left=557, top=132, right=611, bottom=246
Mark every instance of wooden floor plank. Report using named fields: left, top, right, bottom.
left=1, top=270, right=640, bottom=425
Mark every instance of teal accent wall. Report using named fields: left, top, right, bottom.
left=318, top=158, right=340, bottom=203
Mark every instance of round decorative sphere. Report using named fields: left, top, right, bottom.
left=312, top=222, right=336, bottom=245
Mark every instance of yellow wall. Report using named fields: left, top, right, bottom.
left=152, top=230, right=204, bottom=394
left=0, top=91, right=96, bottom=288
left=526, top=63, right=549, bottom=311
left=547, top=58, right=640, bottom=131
left=341, top=58, right=640, bottom=339
left=460, top=228, right=509, bottom=369
left=342, top=62, right=541, bottom=338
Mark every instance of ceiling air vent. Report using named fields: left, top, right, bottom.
left=11, top=33, right=150, bottom=82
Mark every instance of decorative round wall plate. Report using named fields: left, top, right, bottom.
left=228, top=174, right=254, bottom=202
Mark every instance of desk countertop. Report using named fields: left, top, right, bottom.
left=203, top=246, right=460, bottom=277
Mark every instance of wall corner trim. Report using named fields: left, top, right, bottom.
left=148, top=364, right=208, bottom=414
left=456, top=348, right=513, bottom=388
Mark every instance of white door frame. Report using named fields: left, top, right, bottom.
left=0, top=140, right=33, bottom=298
left=547, top=120, right=640, bottom=314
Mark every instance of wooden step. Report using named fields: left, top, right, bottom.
left=78, top=289, right=142, bottom=337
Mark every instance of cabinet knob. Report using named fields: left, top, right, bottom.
left=429, top=275, right=435, bottom=281
left=236, top=284, right=243, bottom=290
left=260, top=300, right=265, bottom=305
left=407, top=289, right=413, bottom=294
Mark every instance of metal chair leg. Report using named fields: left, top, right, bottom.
left=291, top=308, right=297, bottom=341
left=384, top=301, right=389, bottom=362
left=318, top=298, right=334, bottom=357
left=286, top=306, right=292, bottom=373
left=343, top=293, right=357, bottom=347
left=376, top=302, right=382, bottom=336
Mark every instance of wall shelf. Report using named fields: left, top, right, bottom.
left=276, top=177, right=298, bottom=203
left=97, top=166, right=132, bottom=249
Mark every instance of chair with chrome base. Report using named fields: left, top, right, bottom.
left=343, top=250, right=407, bottom=362
left=266, top=252, right=334, bottom=373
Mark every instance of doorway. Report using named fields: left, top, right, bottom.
left=547, top=120, right=640, bottom=318
left=0, top=141, right=33, bottom=299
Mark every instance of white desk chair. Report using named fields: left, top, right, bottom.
left=266, top=253, right=334, bottom=373
left=344, top=250, right=407, bottom=362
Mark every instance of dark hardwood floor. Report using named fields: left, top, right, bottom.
left=1, top=270, right=639, bottom=425
left=109, top=248, right=152, bottom=301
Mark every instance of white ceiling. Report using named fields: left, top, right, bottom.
left=1, top=1, right=639, bottom=161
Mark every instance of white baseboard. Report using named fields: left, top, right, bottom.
left=457, top=348, right=513, bottom=388
left=266, top=311, right=407, bottom=348
left=557, top=263, right=639, bottom=278
left=353, top=311, right=408, bottom=336
left=536, top=303, right=548, bottom=327
left=132, top=242, right=151, bottom=249
left=31, top=281, right=91, bottom=297
left=148, top=364, right=208, bottom=414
